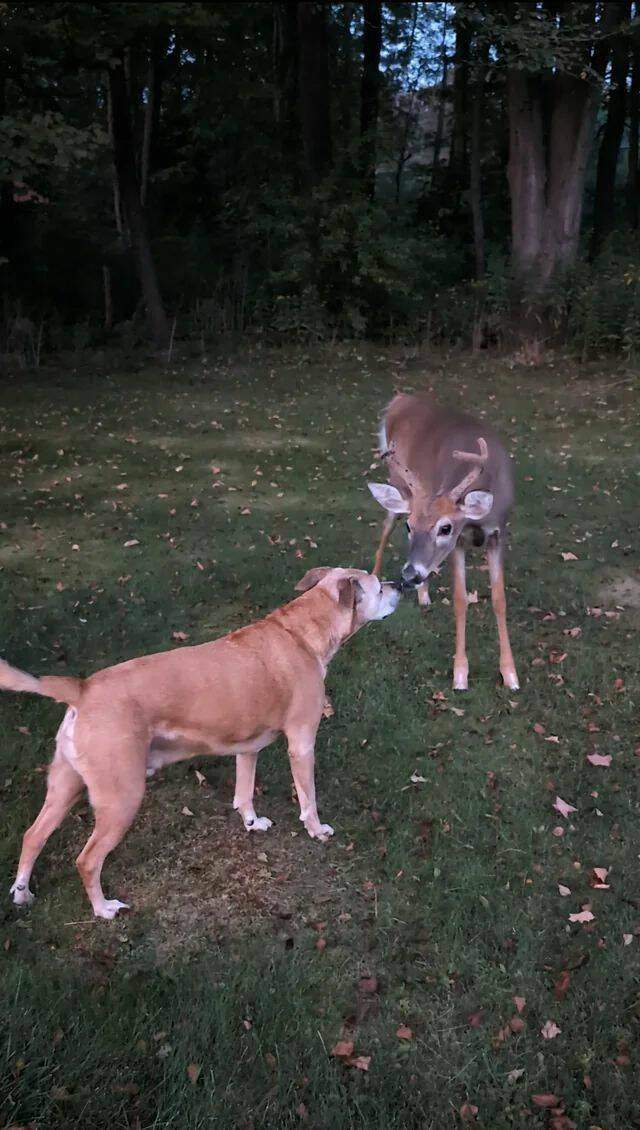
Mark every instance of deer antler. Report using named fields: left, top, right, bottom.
left=382, top=442, right=421, bottom=497
left=450, top=437, right=488, bottom=501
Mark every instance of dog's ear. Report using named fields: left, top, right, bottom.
left=337, top=576, right=364, bottom=610
left=295, top=567, right=333, bottom=592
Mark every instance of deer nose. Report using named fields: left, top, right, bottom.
left=401, top=562, right=426, bottom=586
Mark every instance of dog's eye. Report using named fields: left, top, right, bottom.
left=439, top=523, right=452, bottom=537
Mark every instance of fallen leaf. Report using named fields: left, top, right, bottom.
left=513, top=996, right=526, bottom=1014
left=194, top=769, right=206, bottom=786
left=553, top=796, right=577, bottom=819
left=460, top=1102, right=478, bottom=1122
left=561, top=552, right=578, bottom=561
left=552, top=826, right=565, bottom=837
left=507, top=1068, right=525, bottom=1084
left=187, top=1063, right=201, bottom=1085
left=541, top=1020, right=561, bottom=1040
left=558, top=885, right=571, bottom=897
left=410, top=772, right=427, bottom=784
left=123, top=539, right=139, bottom=548
left=181, top=806, right=194, bottom=817
left=590, top=867, right=610, bottom=889
left=623, top=933, right=633, bottom=946
left=346, top=1055, right=371, bottom=1071
left=331, top=1040, right=354, bottom=1058
left=467, top=590, right=478, bottom=603
left=509, top=1016, right=525, bottom=1033
left=396, top=1025, right=413, bottom=1040
left=315, top=937, right=327, bottom=952
left=297, top=1101, right=309, bottom=1120
left=533, top=722, right=546, bottom=735
left=554, top=969, right=571, bottom=1001
left=172, top=630, right=190, bottom=641
left=359, top=976, right=378, bottom=994
left=532, top=1094, right=559, bottom=1107
left=569, top=908, right=595, bottom=924
left=586, top=753, right=611, bottom=767
left=467, top=1009, right=484, bottom=1028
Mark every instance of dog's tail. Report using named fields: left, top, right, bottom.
left=0, top=658, right=83, bottom=706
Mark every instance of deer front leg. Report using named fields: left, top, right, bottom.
left=372, top=512, right=398, bottom=577
left=451, top=544, right=469, bottom=690
left=486, top=532, right=519, bottom=691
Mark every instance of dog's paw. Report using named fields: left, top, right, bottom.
left=247, top=816, right=273, bottom=832
left=307, top=823, right=334, bottom=842
left=10, top=882, right=34, bottom=907
left=94, top=899, right=129, bottom=920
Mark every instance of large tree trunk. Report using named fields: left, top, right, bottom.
left=108, top=54, right=169, bottom=350
left=448, top=11, right=470, bottom=177
left=273, top=1, right=300, bottom=168
left=506, top=4, right=619, bottom=317
left=506, top=70, right=546, bottom=288
left=297, top=2, right=332, bottom=186
left=431, top=2, right=449, bottom=179
left=360, top=0, right=382, bottom=198
left=628, top=34, right=640, bottom=228
left=590, top=4, right=632, bottom=259
left=469, top=43, right=488, bottom=280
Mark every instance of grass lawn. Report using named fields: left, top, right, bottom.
left=0, top=344, right=638, bottom=1129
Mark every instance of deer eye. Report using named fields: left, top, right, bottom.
left=438, top=523, right=452, bottom=537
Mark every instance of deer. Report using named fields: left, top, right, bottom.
left=367, top=393, right=519, bottom=692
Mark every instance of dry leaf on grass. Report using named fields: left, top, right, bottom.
left=541, top=1020, right=561, bottom=1040
left=186, top=1063, right=201, bottom=1085
left=561, top=552, right=578, bottom=561
left=553, top=796, right=577, bottom=819
left=569, top=907, right=595, bottom=924
left=532, top=1094, right=559, bottom=1107
left=586, top=753, right=612, bottom=767
left=459, top=1102, right=478, bottom=1123
left=396, top=1025, right=413, bottom=1040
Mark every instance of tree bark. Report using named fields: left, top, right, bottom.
left=506, top=70, right=545, bottom=287
left=469, top=43, right=488, bottom=280
left=590, top=3, right=631, bottom=259
left=274, top=1, right=300, bottom=167
left=431, top=2, right=449, bottom=178
left=449, top=11, right=470, bottom=176
left=360, top=0, right=382, bottom=198
left=628, top=35, right=640, bottom=227
left=108, top=54, right=169, bottom=350
left=297, top=1, right=332, bottom=186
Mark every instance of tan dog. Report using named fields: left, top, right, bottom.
left=2, top=568, right=400, bottom=919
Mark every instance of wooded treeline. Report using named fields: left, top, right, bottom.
left=2, top=1, right=640, bottom=360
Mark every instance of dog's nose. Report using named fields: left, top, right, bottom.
left=401, top=562, right=425, bottom=586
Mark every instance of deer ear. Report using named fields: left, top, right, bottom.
left=295, top=567, right=333, bottom=592
left=458, top=490, right=493, bottom=520
left=367, top=482, right=410, bottom=514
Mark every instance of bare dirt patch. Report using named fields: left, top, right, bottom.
left=599, top=571, right=640, bottom=609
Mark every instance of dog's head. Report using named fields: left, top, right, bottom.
left=295, top=567, right=401, bottom=631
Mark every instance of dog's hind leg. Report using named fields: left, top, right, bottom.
left=75, top=739, right=146, bottom=919
left=11, top=755, right=84, bottom=907
left=233, top=752, right=272, bottom=832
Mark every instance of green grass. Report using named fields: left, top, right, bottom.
left=0, top=344, right=639, bottom=1129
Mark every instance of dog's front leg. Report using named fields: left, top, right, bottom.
left=233, top=752, right=272, bottom=832
left=286, top=728, right=333, bottom=842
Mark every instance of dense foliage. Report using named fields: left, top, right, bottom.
left=2, top=1, right=640, bottom=358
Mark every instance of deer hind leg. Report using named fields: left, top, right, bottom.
left=486, top=532, right=519, bottom=691
left=451, top=544, right=469, bottom=690
left=373, top=512, right=398, bottom=577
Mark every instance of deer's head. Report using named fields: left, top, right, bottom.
left=368, top=438, right=493, bottom=586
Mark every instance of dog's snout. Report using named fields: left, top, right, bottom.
left=401, top=562, right=426, bottom=586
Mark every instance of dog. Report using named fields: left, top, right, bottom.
left=2, top=568, right=400, bottom=918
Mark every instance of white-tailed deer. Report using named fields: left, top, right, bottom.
left=368, top=394, right=519, bottom=691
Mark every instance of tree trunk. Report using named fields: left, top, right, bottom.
left=108, top=54, right=169, bottom=350
left=590, top=3, right=631, bottom=259
left=274, top=1, right=300, bottom=168
left=360, top=0, right=382, bottom=198
left=629, top=35, right=640, bottom=227
left=448, top=12, right=470, bottom=176
left=469, top=43, right=488, bottom=280
left=297, top=2, right=332, bottom=186
left=506, top=69, right=546, bottom=288
left=431, top=2, right=449, bottom=178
